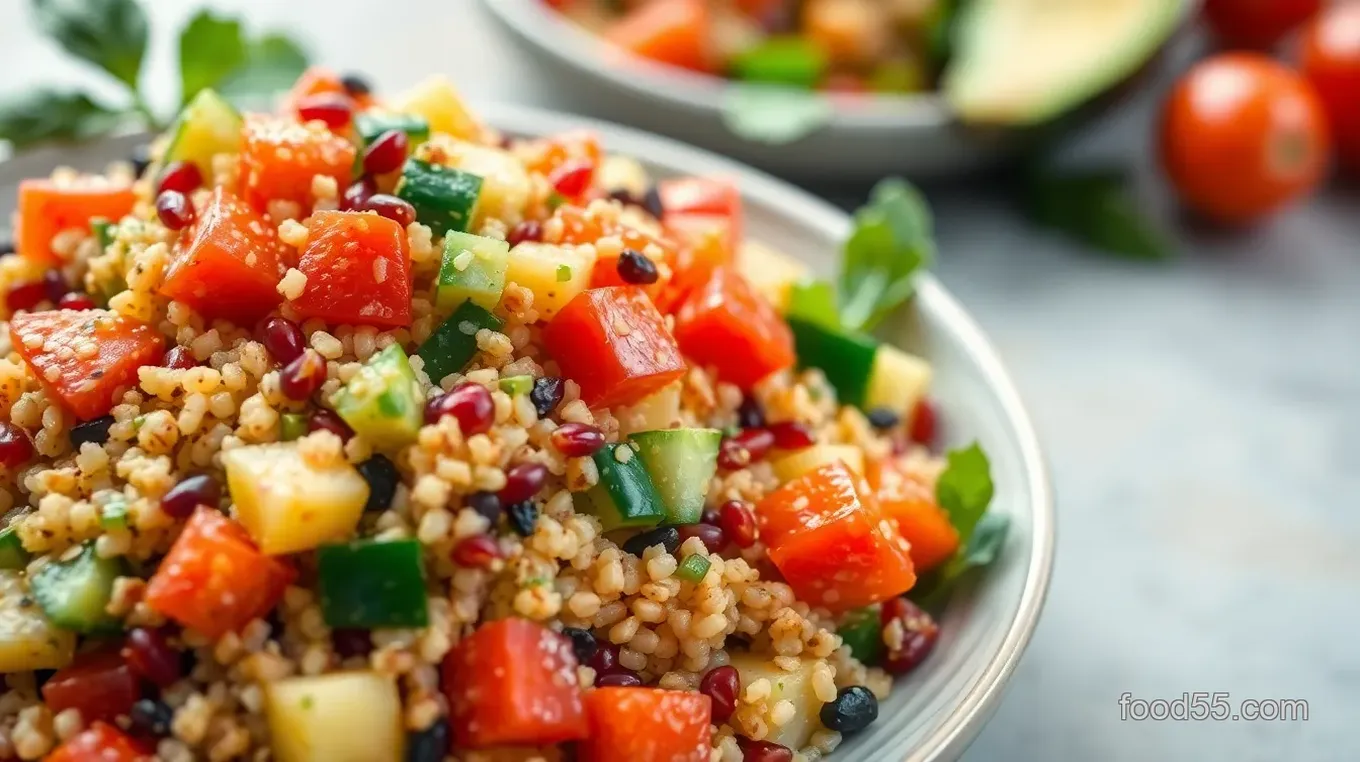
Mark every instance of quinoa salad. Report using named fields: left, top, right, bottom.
left=0, top=68, right=1005, bottom=762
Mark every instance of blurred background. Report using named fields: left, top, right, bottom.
left=2, top=0, right=1357, bottom=760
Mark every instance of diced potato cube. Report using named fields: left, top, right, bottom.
left=223, top=442, right=370, bottom=555
left=738, top=241, right=811, bottom=313
left=266, top=671, right=404, bottom=762
left=772, top=444, right=865, bottom=483
left=442, top=141, right=533, bottom=225
left=726, top=653, right=826, bottom=750
left=393, top=76, right=479, bottom=141
left=505, top=242, right=596, bottom=321
left=866, top=344, right=932, bottom=415
left=0, top=571, right=74, bottom=672
left=614, top=381, right=683, bottom=436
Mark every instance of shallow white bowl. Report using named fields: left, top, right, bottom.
left=0, top=103, right=1055, bottom=762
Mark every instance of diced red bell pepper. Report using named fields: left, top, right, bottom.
left=238, top=114, right=357, bottom=212
left=673, top=267, right=793, bottom=390
left=443, top=617, right=587, bottom=749
left=47, top=722, right=151, bottom=762
left=281, top=66, right=376, bottom=114
left=606, top=0, right=712, bottom=72
left=757, top=462, right=916, bottom=611
left=16, top=179, right=135, bottom=265
left=868, top=458, right=959, bottom=572
left=289, top=210, right=412, bottom=328
left=145, top=507, right=295, bottom=639
left=42, top=648, right=139, bottom=723
left=581, top=688, right=712, bottom=762
left=8, top=309, right=163, bottom=421
left=658, top=213, right=736, bottom=312
left=544, top=287, right=687, bottom=409
left=160, top=186, right=290, bottom=323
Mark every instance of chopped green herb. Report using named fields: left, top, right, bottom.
left=675, top=554, right=712, bottom=583
left=556, top=264, right=572, bottom=282
left=836, top=606, right=883, bottom=665
left=547, top=191, right=566, bottom=211
left=99, top=497, right=129, bottom=530
left=1024, top=166, right=1174, bottom=261
left=279, top=413, right=307, bottom=441
left=838, top=178, right=933, bottom=332
left=132, top=415, right=146, bottom=430
left=498, top=375, right=534, bottom=396
left=909, top=443, right=1009, bottom=612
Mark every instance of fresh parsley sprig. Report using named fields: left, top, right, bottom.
left=0, top=0, right=309, bottom=150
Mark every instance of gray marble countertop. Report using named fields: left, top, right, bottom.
left=3, top=1, right=1354, bottom=759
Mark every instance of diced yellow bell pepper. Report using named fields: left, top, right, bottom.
left=223, top=441, right=370, bottom=555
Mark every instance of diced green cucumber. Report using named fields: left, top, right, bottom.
left=837, top=605, right=883, bottom=666
left=731, top=36, right=828, bottom=89
left=0, top=528, right=29, bottom=571
left=98, top=497, right=129, bottom=530
left=280, top=412, right=308, bottom=442
left=418, top=301, right=502, bottom=385
left=676, top=554, right=711, bottom=583
left=332, top=344, right=424, bottom=451
left=355, top=112, right=431, bottom=147
left=30, top=543, right=124, bottom=634
left=395, top=158, right=483, bottom=236
left=498, top=375, right=533, bottom=396
left=317, top=539, right=428, bottom=629
left=436, top=231, right=509, bottom=312
left=581, top=443, right=666, bottom=532
left=627, top=428, right=721, bottom=525
left=163, top=89, right=243, bottom=176
left=787, top=316, right=878, bottom=407
left=90, top=218, right=115, bottom=249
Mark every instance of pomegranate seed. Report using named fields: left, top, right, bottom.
left=161, top=346, right=197, bottom=370
left=0, top=422, right=35, bottom=469
left=122, top=628, right=182, bottom=687
left=500, top=462, right=548, bottom=504
left=57, top=292, right=95, bottom=311
left=739, top=738, right=793, bottom=762
left=296, top=93, right=353, bottom=129
left=5, top=281, right=46, bottom=312
left=157, top=161, right=202, bottom=195
left=550, top=422, right=605, bottom=457
left=365, top=194, right=416, bottom=227
left=363, top=130, right=409, bottom=175
left=768, top=421, right=815, bottom=450
left=259, top=316, right=306, bottom=365
left=341, top=177, right=377, bottom=211
left=678, top=523, right=725, bottom=554
left=719, top=500, right=757, bottom=549
left=155, top=190, right=195, bottom=230
left=279, top=350, right=327, bottom=401
left=880, top=597, right=939, bottom=675
left=43, top=270, right=68, bottom=302
left=700, top=665, right=740, bottom=725
left=588, top=642, right=620, bottom=674
left=506, top=220, right=543, bottom=247
left=160, top=473, right=221, bottom=518
left=718, top=428, right=774, bottom=470
left=424, top=383, right=494, bottom=435
left=549, top=161, right=594, bottom=199
left=332, top=628, right=373, bottom=659
left=595, top=671, right=643, bottom=688
left=308, top=408, right=353, bottom=441
left=451, top=535, right=502, bottom=568
left=700, top=507, right=721, bottom=526
left=909, top=399, right=938, bottom=447
left=615, top=248, right=659, bottom=285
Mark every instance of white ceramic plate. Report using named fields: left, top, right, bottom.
left=0, top=103, right=1055, bottom=762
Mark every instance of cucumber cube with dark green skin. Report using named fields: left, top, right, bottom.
left=99, top=497, right=129, bottom=530
left=418, top=301, right=502, bottom=385
left=317, top=539, right=429, bottom=629
left=395, top=158, right=482, bottom=237
left=333, top=344, right=425, bottom=452
left=30, top=543, right=124, bottom=634
left=837, top=605, right=883, bottom=666
left=0, top=527, right=29, bottom=571
left=786, top=317, right=879, bottom=407
left=582, top=443, right=666, bottom=532
left=163, top=89, right=243, bottom=176
left=355, top=112, right=431, bottom=147
left=437, top=231, right=509, bottom=312
left=627, top=428, right=722, bottom=525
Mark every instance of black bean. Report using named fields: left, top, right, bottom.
left=623, top=526, right=680, bottom=557
left=737, top=397, right=765, bottom=430
left=562, top=627, right=597, bottom=663
left=466, top=491, right=502, bottom=526
left=128, top=143, right=152, bottom=178
left=529, top=377, right=565, bottom=417
left=131, top=698, right=175, bottom=736
left=69, top=415, right=115, bottom=448
left=819, top=685, right=879, bottom=734
left=866, top=407, right=901, bottom=430
left=616, top=248, right=659, bottom=285
left=642, top=185, right=665, bottom=219
left=406, top=716, right=449, bottom=762
left=507, top=500, right=539, bottom=537
left=33, top=669, right=55, bottom=690
left=358, top=455, right=399, bottom=512
left=341, top=73, right=373, bottom=98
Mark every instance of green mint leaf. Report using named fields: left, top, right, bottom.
left=723, top=85, right=833, bottom=145
left=216, top=34, right=309, bottom=103
left=1025, top=167, right=1175, bottom=261
left=960, top=511, right=1010, bottom=568
left=30, top=0, right=148, bottom=91
left=839, top=177, right=933, bottom=332
left=0, top=90, right=125, bottom=149
left=784, top=280, right=839, bottom=328
left=178, top=10, right=247, bottom=106
left=935, top=442, right=994, bottom=547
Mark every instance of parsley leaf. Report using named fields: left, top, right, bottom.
left=934, top=442, right=994, bottom=546
left=0, top=90, right=125, bottom=149
left=30, top=0, right=148, bottom=91
left=178, top=10, right=247, bottom=106
left=838, top=177, right=933, bottom=332
left=723, top=85, right=833, bottom=145
left=1025, top=167, right=1175, bottom=261
left=215, top=34, right=309, bottom=102
left=784, top=280, right=839, bottom=329
left=910, top=512, right=1011, bottom=613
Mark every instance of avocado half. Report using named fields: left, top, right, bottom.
left=942, top=0, right=1189, bottom=126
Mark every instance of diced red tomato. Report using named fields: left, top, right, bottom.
left=42, top=648, right=139, bottom=723
left=543, top=287, right=688, bottom=409
left=659, top=177, right=743, bottom=239
left=16, top=180, right=135, bottom=265
left=580, top=688, right=712, bottom=762
left=238, top=114, right=357, bottom=212
left=145, top=507, right=295, bottom=639
left=868, top=458, right=959, bottom=572
left=443, top=617, right=587, bottom=748
left=281, top=66, right=376, bottom=114
left=606, top=0, right=712, bottom=72
left=658, top=178, right=742, bottom=308
left=289, top=211, right=412, bottom=328
left=757, top=462, right=917, bottom=611
left=160, top=187, right=290, bottom=323
left=8, top=310, right=163, bottom=421
left=47, top=722, right=150, bottom=762
left=673, top=267, right=793, bottom=390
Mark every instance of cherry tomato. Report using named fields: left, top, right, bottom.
left=1203, top=0, right=1322, bottom=48
left=1160, top=53, right=1331, bottom=224
left=1300, top=2, right=1360, bottom=173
